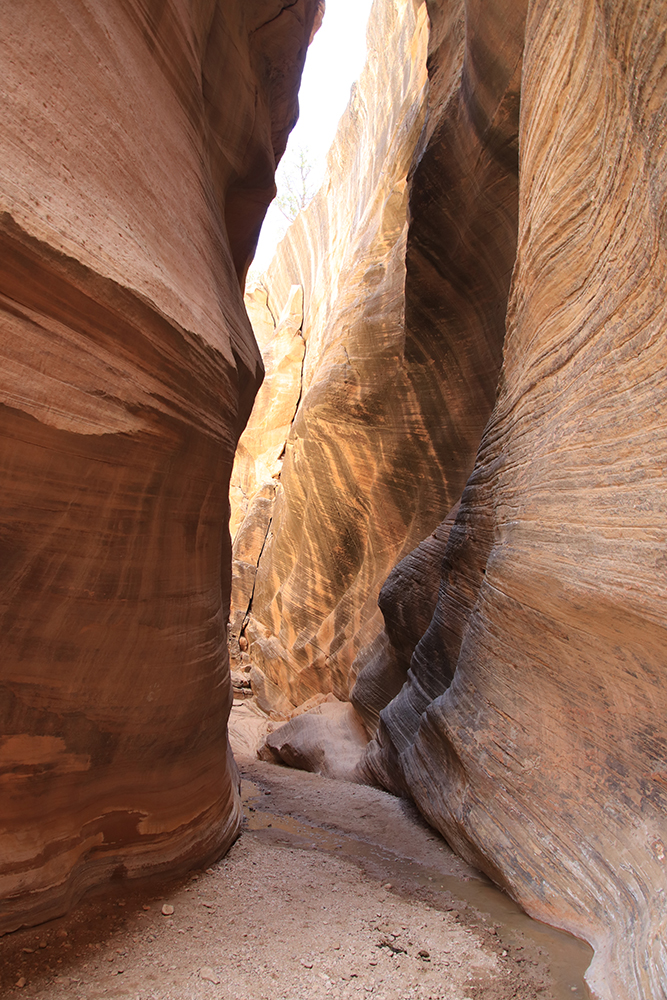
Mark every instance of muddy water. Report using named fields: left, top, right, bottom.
left=241, top=777, right=593, bottom=1000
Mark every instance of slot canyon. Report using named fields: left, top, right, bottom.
left=0, top=1, right=666, bottom=1000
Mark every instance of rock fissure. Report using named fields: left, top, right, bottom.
left=239, top=510, right=274, bottom=643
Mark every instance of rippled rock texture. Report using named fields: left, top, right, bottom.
left=234, top=0, right=667, bottom=997
left=239, top=0, right=524, bottom=714
left=0, top=0, right=321, bottom=932
left=350, top=0, right=526, bottom=729
left=360, top=3, right=667, bottom=999
left=238, top=0, right=490, bottom=706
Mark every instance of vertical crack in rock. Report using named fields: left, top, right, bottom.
left=239, top=510, right=274, bottom=648
left=229, top=283, right=306, bottom=668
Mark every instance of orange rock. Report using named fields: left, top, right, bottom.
left=0, top=0, right=320, bottom=932
left=363, top=3, right=667, bottom=998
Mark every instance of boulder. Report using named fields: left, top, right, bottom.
left=260, top=699, right=369, bottom=781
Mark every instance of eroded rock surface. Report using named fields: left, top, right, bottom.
left=229, top=283, right=305, bottom=541
left=361, top=3, right=667, bottom=999
left=236, top=0, right=524, bottom=716
left=349, top=0, right=526, bottom=733
left=232, top=1, right=667, bottom=997
left=0, top=0, right=320, bottom=932
left=237, top=0, right=480, bottom=706
left=351, top=501, right=460, bottom=734
left=260, top=697, right=370, bottom=781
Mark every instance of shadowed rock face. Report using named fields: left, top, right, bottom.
left=238, top=0, right=524, bottom=709
left=0, top=0, right=320, bottom=932
left=230, top=0, right=667, bottom=995
left=361, top=3, right=667, bottom=998
left=352, top=0, right=527, bottom=728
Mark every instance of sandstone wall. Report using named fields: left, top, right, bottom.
left=0, top=0, right=320, bottom=932
left=231, top=0, right=667, bottom=996
left=235, top=0, right=498, bottom=708
left=351, top=0, right=527, bottom=728
left=236, top=0, right=526, bottom=717
left=361, top=3, right=667, bottom=999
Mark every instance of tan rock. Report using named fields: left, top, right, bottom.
left=249, top=665, right=296, bottom=720
left=229, top=284, right=305, bottom=540
left=260, top=700, right=369, bottom=781
left=244, top=281, right=278, bottom=353
left=199, top=966, right=221, bottom=984
left=361, top=3, right=667, bottom=999
left=0, top=0, right=321, bottom=933
left=239, top=0, right=438, bottom=706
left=228, top=482, right=277, bottom=667
left=289, top=691, right=337, bottom=719
left=227, top=702, right=273, bottom=759
left=233, top=0, right=667, bottom=996
left=237, top=0, right=521, bottom=715
left=351, top=502, right=461, bottom=733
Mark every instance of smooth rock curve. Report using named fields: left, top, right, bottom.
left=0, top=0, right=320, bottom=932
left=362, top=3, right=667, bottom=998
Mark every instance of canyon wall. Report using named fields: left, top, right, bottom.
left=234, top=0, right=516, bottom=709
left=361, top=3, right=667, bottom=1000
left=237, top=1, right=667, bottom=997
left=0, top=0, right=320, bottom=932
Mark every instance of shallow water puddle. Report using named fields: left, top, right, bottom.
left=241, top=777, right=593, bottom=1000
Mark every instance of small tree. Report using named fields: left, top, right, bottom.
left=275, top=146, right=317, bottom=223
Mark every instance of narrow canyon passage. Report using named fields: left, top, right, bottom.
left=2, top=2, right=667, bottom=1000
left=0, top=749, right=592, bottom=1000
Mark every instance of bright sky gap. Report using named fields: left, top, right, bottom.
left=252, top=0, right=375, bottom=273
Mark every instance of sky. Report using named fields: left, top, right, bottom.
left=251, top=0, right=375, bottom=273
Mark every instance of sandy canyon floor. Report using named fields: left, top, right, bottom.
left=0, top=732, right=593, bottom=1000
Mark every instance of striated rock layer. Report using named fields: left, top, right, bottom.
left=361, top=2, right=667, bottom=999
left=351, top=0, right=526, bottom=730
left=233, top=0, right=432, bottom=704
left=228, top=284, right=305, bottom=665
left=236, top=0, right=523, bottom=709
left=231, top=0, right=667, bottom=995
left=0, top=0, right=320, bottom=932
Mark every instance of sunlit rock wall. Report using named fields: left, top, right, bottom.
left=237, top=0, right=523, bottom=718
left=362, top=2, right=667, bottom=999
left=351, top=0, right=526, bottom=729
left=237, top=0, right=483, bottom=707
left=228, top=283, right=305, bottom=662
left=0, top=0, right=320, bottom=932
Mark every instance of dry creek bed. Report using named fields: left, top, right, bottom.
left=0, top=755, right=592, bottom=1000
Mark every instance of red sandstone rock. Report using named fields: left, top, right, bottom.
left=361, top=3, right=667, bottom=998
left=231, top=1, right=667, bottom=996
left=0, top=0, right=320, bottom=933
